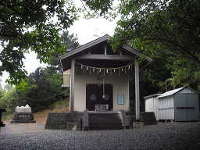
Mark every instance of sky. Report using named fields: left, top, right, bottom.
left=0, top=9, right=117, bottom=88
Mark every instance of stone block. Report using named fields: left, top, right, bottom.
left=45, top=112, right=83, bottom=130
left=141, top=112, right=157, bottom=125
left=11, top=112, right=36, bottom=123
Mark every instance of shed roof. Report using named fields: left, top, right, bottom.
left=144, top=94, right=161, bottom=99
left=158, top=87, right=190, bottom=98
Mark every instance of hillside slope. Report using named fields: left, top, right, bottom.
left=34, top=100, right=69, bottom=124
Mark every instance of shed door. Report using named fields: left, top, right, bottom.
left=86, top=84, right=113, bottom=111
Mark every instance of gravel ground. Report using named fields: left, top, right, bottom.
left=0, top=122, right=200, bottom=150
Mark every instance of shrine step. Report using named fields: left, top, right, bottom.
left=87, top=112, right=123, bottom=130
left=45, top=112, right=83, bottom=130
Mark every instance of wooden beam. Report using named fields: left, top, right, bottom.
left=135, top=59, right=140, bottom=120
left=70, top=59, right=75, bottom=111
left=77, top=54, right=134, bottom=61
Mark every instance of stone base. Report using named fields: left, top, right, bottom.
left=82, top=111, right=124, bottom=130
left=11, top=112, right=36, bottom=123
left=45, top=112, right=83, bottom=130
left=133, top=122, right=144, bottom=128
left=45, top=111, right=134, bottom=130
left=140, top=112, right=157, bottom=125
left=11, top=120, right=36, bottom=123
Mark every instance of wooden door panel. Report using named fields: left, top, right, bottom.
left=86, top=84, right=113, bottom=111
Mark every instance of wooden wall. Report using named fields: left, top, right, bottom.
left=73, top=72, right=130, bottom=112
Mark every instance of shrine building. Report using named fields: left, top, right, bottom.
left=61, top=34, right=151, bottom=120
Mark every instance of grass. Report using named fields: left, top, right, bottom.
left=34, top=99, right=69, bottom=124
left=2, top=111, right=13, bottom=121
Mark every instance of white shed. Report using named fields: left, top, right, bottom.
left=158, top=87, right=199, bottom=121
left=144, top=94, right=161, bottom=120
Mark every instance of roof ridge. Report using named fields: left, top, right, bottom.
left=61, top=34, right=110, bottom=59
left=75, top=34, right=110, bottom=50
left=158, top=87, right=185, bottom=98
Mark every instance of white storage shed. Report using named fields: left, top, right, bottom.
left=158, top=87, right=199, bottom=121
left=144, top=94, right=161, bottom=120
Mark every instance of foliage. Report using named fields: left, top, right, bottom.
left=0, top=25, right=78, bottom=112
left=79, top=0, right=118, bottom=20
left=62, top=30, right=79, bottom=50
left=0, top=66, right=67, bottom=112
left=47, top=30, right=79, bottom=70
left=87, top=0, right=200, bottom=92
left=0, top=89, right=4, bottom=98
left=0, top=88, right=18, bottom=112
left=115, top=0, right=200, bottom=63
left=112, top=0, right=200, bottom=91
left=16, top=67, right=66, bottom=112
left=83, top=0, right=114, bottom=15
left=0, top=0, right=77, bottom=84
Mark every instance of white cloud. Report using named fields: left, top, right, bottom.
left=69, top=18, right=117, bottom=44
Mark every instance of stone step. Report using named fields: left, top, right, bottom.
left=45, top=112, right=83, bottom=130
left=87, top=112, right=123, bottom=130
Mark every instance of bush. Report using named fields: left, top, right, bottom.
left=0, top=67, right=69, bottom=113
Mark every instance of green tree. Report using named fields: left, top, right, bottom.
left=87, top=0, right=200, bottom=91
left=62, top=30, right=79, bottom=50
left=83, top=0, right=114, bottom=15
left=112, top=0, right=200, bottom=88
left=0, top=66, right=66, bottom=112
left=0, top=0, right=77, bottom=84
left=0, top=89, right=4, bottom=98
left=13, top=67, right=65, bottom=112
left=48, top=30, right=79, bottom=67
left=0, top=28, right=78, bottom=112
left=112, top=0, right=200, bottom=63
left=0, top=88, right=18, bottom=112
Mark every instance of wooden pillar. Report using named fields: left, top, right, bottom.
left=70, top=59, right=75, bottom=111
left=135, top=59, right=140, bottom=120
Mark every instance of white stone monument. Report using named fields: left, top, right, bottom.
left=15, top=104, right=32, bottom=113
left=11, top=104, right=35, bottom=123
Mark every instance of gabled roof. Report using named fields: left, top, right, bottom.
left=61, top=34, right=110, bottom=60
left=60, top=34, right=152, bottom=70
left=60, top=34, right=144, bottom=60
left=157, top=86, right=197, bottom=98
left=158, top=87, right=184, bottom=98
